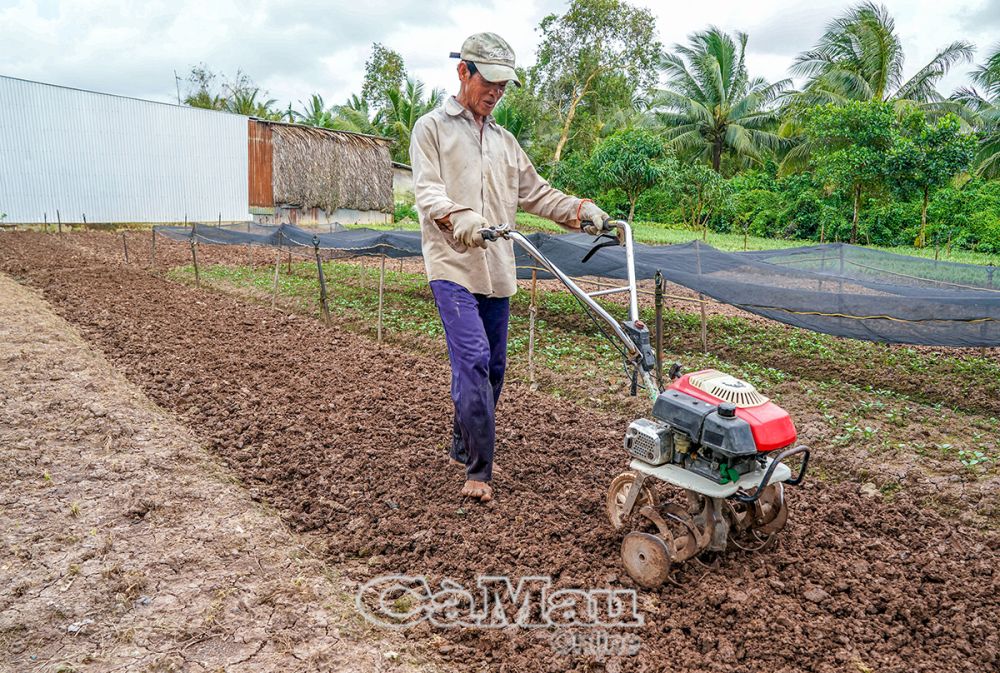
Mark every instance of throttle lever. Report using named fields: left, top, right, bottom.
left=479, top=223, right=511, bottom=242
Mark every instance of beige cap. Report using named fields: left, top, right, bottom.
left=449, top=32, right=521, bottom=86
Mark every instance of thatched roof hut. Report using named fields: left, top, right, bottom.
left=269, top=123, right=393, bottom=214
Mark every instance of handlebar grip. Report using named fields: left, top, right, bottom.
left=582, top=219, right=614, bottom=234
left=480, top=227, right=499, bottom=242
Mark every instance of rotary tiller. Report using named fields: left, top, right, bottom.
left=483, top=221, right=810, bottom=589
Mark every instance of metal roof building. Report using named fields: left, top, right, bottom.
left=0, top=75, right=249, bottom=224
left=0, top=75, right=394, bottom=226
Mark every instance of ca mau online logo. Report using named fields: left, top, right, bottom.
left=355, top=574, right=644, bottom=630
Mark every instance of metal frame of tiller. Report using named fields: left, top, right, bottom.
left=484, top=221, right=810, bottom=586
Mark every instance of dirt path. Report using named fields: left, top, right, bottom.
left=0, top=273, right=444, bottom=673
left=2, top=233, right=999, bottom=673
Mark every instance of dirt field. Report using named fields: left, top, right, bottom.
left=0, top=273, right=442, bottom=671
left=2, top=232, right=998, bottom=673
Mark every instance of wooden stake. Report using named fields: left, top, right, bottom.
left=122, top=231, right=129, bottom=264
left=528, top=270, right=538, bottom=390
left=377, top=255, right=386, bottom=344
left=699, top=296, right=708, bottom=354
left=313, top=236, right=331, bottom=324
left=57, top=210, right=62, bottom=235
left=191, top=239, right=200, bottom=288
left=271, top=251, right=280, bottom=309
left=654, top=270, right=664, bottom=390
left=44, top=212, right=48, bottom=232
left=695, top=241, right=708, bottom=353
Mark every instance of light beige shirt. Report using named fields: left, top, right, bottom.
left=410, top=96, right=582, bottom=297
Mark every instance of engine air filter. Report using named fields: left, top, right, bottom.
left=688, top=369, right=769, bottom=408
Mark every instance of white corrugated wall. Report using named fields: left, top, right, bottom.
left=0, top=75, right=249, bottom=224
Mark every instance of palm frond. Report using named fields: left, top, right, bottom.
left=896, top=41, right=975, bottom=102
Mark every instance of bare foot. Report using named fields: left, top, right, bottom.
left=461, top=480, right=493, bottom=502
left=449, top=458, right=465, bottom=468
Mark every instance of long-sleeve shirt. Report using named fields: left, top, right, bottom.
left=410, top=96, right=582, bottom=297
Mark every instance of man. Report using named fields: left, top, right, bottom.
left=410, top=32, right=610, bottom=503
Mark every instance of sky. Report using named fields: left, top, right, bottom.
left=1, top=0, right=998, bottom=110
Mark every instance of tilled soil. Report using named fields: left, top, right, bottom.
left=0, top=273, right=442, bottom=673
left=2, top=232, right=998, bottom=673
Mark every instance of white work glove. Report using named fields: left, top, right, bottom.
left=579, top=201, right=611, bottom=236
left=449, top=209, right=489, bottom=250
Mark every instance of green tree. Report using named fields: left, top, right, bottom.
left=782, top=2, right=973, bottom=175
left=790, top=2, right=973, bottom=109
left=331, top=94, right=381, bottom=136
left=803, top=101, right=897, bottom=243
left=183, top=63, right=225, bottom=110
left=676, top=163, right=732, bottom=238
left=379, top=78, right=445, bottom=163
left=180, top=64, right=282, bottom=119
left=589, top=129, right=672, bottom=222
left=652, top=27, right=789, bottom=173
left=532, top=0, right=661, bottom=165
left=295, top=94, right=334, bottom=128
left=954, top=43, right=1000, bottom=178
left=492, top=69, right=539, bottom=146
left=361, top=43, right=408, bottom=112
left=890, top=111, right=976, bottom=246
left=224, top=88, right=280, bottom=119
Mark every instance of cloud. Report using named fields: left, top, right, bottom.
left=0, top=0, right=988, bottom=110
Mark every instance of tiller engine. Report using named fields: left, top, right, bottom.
left=482, top=221, right=810, bottom=588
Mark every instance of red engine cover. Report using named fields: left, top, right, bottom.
left=668, top=372, right=797, bottom=452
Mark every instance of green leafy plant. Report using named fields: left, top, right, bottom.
left=393, top=202, right=417, bottom=223
left=958, top=449, right=991, bottom=468
left=589, top=129, right=673, bottom=222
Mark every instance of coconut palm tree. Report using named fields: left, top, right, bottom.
left=790, top=2, right=973, bottom=110
left=295, top=94, right=334, bottom=128
left=651, top=27, right=790, bottom=173
left=780, top=2, right=974, bottom=174
left=224, top=89, right=280, bottom=119
left=953, top=43, right=1000, bottom=178
left=330, top=94, right=381, bottom=136
left=378, top=78, right=445, bottom=163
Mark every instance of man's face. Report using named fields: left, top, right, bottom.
left=459, top=62, right=508, bottom=117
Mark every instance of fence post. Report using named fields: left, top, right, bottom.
left=528, top=270, right=538, bottom=390
left=654, top=270, right=664, bottom=390
left=57, top=210, right=62, bottom=235
left=122, top=231, right=129, bottom=264
left=313, top=235, right=331, bottom=325
left=190, top=226, right=200, bottom=288
left=377, top=255, right=386, bottom=344
left=271, top=251, right=281, bottom=310
left=695, top=241, right=708, bottom=354
left=44, top=212, right=48, bottom=233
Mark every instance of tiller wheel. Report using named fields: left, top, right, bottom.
left=606, top=471, right=658, bottom=530
left=724, top=483, right=788, bottom=551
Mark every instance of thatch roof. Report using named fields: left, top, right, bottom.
left=270, top=123, right=393, bottom=213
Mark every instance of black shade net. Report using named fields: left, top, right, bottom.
left=153, top=223, right=1000, bottom=347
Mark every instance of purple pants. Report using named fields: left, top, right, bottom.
left=430, top=280, right=510, bottom=482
